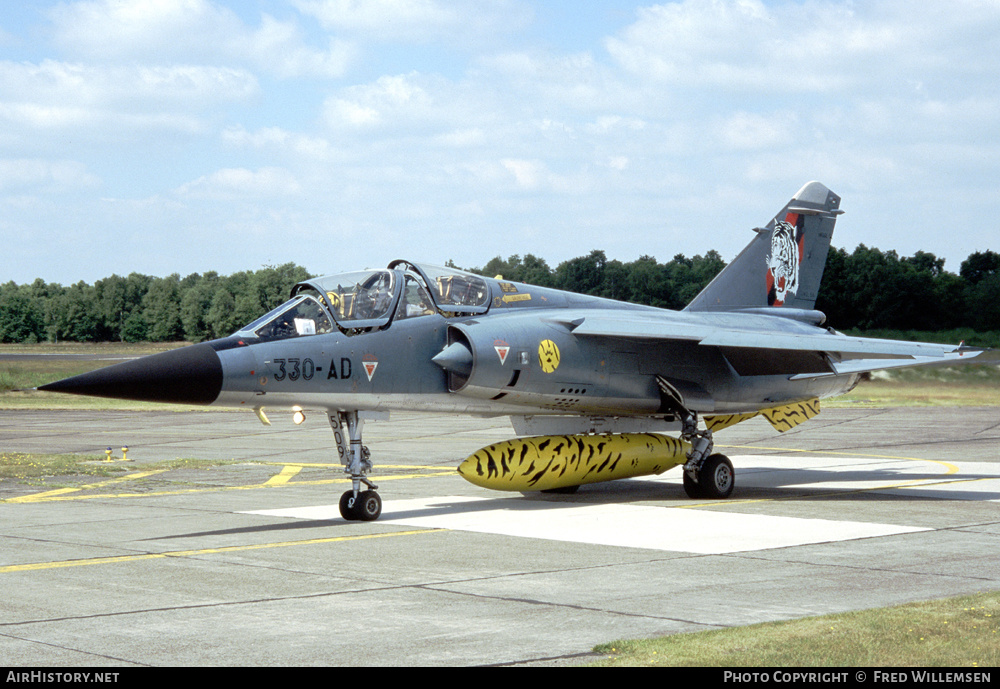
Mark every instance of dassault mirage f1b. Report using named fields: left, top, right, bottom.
left=40, top=182, right=993, bottom=520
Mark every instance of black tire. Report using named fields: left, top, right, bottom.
left=356, top=490, right=382, bottom=521
left=339, top=490, right=359, bottom=520
left=698, top=454, right=734, bottom=499
left=682, top=470, right=705, bottom=499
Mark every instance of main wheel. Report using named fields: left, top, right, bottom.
left=355, top=490, right=382, bottom=521
left=682, top=470, right=705, bottom=499
left=698, top=454, right=734, bottom=499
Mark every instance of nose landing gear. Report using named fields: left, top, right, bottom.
left=331, top=410, right=385, bottom=521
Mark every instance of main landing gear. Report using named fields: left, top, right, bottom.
left=656, top=376, right=735, bottom=500
left=330, top=411, right=383, bottom=521
left=680, top=411, right=734, bottom=500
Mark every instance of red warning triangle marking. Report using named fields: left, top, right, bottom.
left=495, top=345, right=510, bottom=365
left=363, top=361, right=378, bottom=381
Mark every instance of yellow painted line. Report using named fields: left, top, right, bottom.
left=3, top=470, right=457, bottom=503
left=5, top=470, right=169, bottom=503
left=264, top=465, right=302, bottom=486
left=0, top=529, right=447, bottom=574
left=9, top=487, right=80, bottom=501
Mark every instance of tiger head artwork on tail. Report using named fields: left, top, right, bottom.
left=766, top=217, right=804, bottom=307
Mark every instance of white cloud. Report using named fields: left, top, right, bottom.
left=584, top=116, right=646, bottom=135
left=321, top=73, right=451, bottom=131
left=240, top=15, right=355, bottom=78
left=175, top=167, right=302, bottom=200
left=499, top=158, right=592, bottom=195
left=293, top=0, right=531, bottom=44
left=48, top=0, right=353, bottom=78
left=435, top=128, right=486, bottom=148
left=0, top=159, right=100, bottom=192
left=716, top=111, right=798, bottom=151
left=0, top=60, right=257, bottom=126
left=221, top=126, right=335, bottom=160
left=295, top=0, right=456, bottom=34
left=0, top=62, right=252, bottom=153
left=479, top=50, right=633, bottom=113
left=501, top=158, right=542, bottom=189
left=609, top=156, right=629, bottom=171
left=604, top=0, right=1000, bottom=98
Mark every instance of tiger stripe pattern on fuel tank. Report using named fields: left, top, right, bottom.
left=458, top=433, right=691, bottom=492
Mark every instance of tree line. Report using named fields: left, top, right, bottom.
left=469, top=247, right=1000, bottom=333
left=0, top=264, right=310, bottom=344
left=0, top=248, right=997, bottom=344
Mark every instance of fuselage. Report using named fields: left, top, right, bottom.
left=40, top=261, right=860, bottom=420
left=206, top=265, right=860, bottom=418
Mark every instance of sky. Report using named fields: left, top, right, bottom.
left=1, top=0, right=998, bottom=285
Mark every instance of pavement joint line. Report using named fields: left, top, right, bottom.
left=0, top=528, right=448, bottom=574
left=412, top=580, right=727, bottom=627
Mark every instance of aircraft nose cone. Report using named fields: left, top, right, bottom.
left=38, top=343, right=224, bottom=405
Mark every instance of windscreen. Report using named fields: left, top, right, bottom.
left=249, top=296, right=333, bottom=340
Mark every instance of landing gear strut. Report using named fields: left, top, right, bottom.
left=680, top=411, right=734, bottom=500
left=330, top=411, right=382, bottom=521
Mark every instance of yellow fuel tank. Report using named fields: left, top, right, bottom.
left=457, top=433, right=691, bottom=492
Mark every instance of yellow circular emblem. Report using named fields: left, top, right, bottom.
left=538, top=340, right=560, bottom=373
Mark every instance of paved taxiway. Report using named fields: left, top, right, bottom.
left=1, top=406, right=998, bottom=666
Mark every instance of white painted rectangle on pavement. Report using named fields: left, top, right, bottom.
left=243, top=496, right=930, bottom=554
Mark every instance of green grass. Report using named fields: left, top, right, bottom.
left=828, top=364, right=1000, bottom=407
left=0, top=451, right=245, bottom=483
left=591, top=591, right=1000, bottom=667
left=0, top=452, right=128, bottom=481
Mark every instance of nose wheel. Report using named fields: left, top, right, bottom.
left=339, top=489, right=382, bottom=521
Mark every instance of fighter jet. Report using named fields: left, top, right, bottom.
left=39, top=182, right=993, bottom=521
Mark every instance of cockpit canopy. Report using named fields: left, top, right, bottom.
left=390, top=261, right=490, bottom=312
left=298, top=270, right=398, bottom=325
left=234, top=261, right=492, bottom=340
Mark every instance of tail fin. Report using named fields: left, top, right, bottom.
left=684, top=181, right=842, bottom=314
